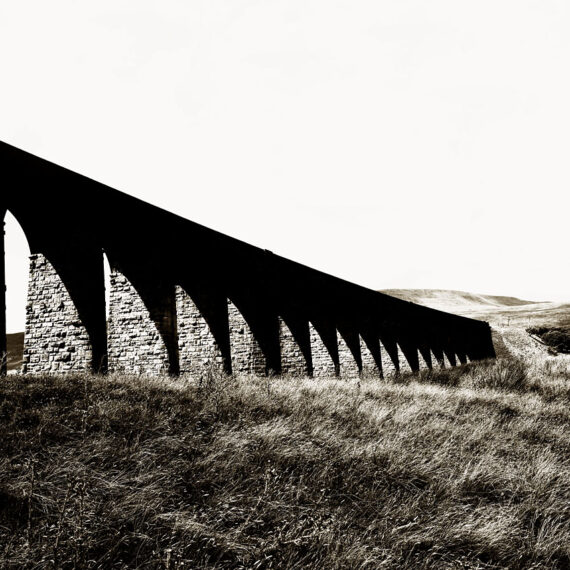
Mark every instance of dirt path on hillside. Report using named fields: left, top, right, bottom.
left=492, top=325, right=551, bottom=360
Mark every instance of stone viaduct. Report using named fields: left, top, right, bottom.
left=0, top=141, right=495, bottom=377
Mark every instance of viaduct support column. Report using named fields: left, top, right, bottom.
left=0, top=214, right=6, bottom=375
left=107, top=263, right=178, bottom=376
left=24, top=250, right=107, bottom=374
left=309, top=320, right=338, bottom=378
left=177, top=286, right=228, bottom=377
left=279, top=315, right=311, bottom=376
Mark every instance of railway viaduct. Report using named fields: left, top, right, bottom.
left=0, top=141, right=495, bottom=377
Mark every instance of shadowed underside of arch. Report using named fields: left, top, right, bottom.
left=0, top=141, right=496, bottom=376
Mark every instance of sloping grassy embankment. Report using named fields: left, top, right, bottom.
left=1, top=357, right=570, bottom=568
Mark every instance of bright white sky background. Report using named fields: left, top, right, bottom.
left=1, top=1, right=569, bottom=332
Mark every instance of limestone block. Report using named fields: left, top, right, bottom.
left=309, top=322, right=337, bottom=378
left=442, top=352, right=454, bottom=368
left=23, top=254, right=92, bottom=374
left=228, top=299, right=266, bottom=375
left=431, top=350, right=444, bottom=368
left=380, top=342, right=397, bottom=378
left=418, top=350, right=431, bottom=370
left=397, top=344, right=413, bottom=374
left=279, top=317, right=309, bottom=376
left=176, top=286, right=224, bottom=377
left=456, top=353, right=468, bottom=365
left=360, top=336, right=380, bottom=378
left=107, top=270, right=170, bottom=375
left=338, top=332, right=360, bottom=378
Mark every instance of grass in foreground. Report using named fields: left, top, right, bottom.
left=1, top=357, right=570, bottom=569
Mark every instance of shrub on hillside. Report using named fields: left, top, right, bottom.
left=527, top=326, right=570, bottom=354
left=471, top=358, right=528, bottom=391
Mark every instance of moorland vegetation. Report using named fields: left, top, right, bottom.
left=1, top=350, right=570, bottom=568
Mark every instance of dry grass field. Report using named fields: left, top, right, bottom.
left=1, top=292, right=569, bottom=568
left=1, top=360, right=570, bottom=567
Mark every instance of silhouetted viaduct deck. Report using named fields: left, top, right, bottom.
left=0, top=141, right=495, bottom=377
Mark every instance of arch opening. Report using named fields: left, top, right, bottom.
left=2, top=211, right=30, bottom=374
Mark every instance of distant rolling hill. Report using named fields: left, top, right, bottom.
left=380, top=289, right=570, bottom=360
left=6, top=332, right=24, bottom=371
left=380, top=289, right=539, bottom=314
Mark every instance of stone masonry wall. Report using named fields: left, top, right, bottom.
left=360, top=336, right=380, bottom=377
left=228, top=300, right=266, bottom=375
left=309, top=322, right=337, bottom=378
left=418, top=350, right=431, bottom=370
left=107, top=270, right=170, bottom=375
left=380, top=342, right=397, bottom=378
left=444, top=351, right=457, bottom=367
left=279, top=317, right=309, bottom=376
left=397, top=344, right=413, bottom=374
left=24, top=253, right=92, bottom=373
left=431, top=350, right=443, bottom=368
left=176, top=286, right=224, bottom=377
left=338, top=332, right=360, bottom=378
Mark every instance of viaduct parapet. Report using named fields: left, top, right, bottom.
left=0, top=141, right=496, bottom=377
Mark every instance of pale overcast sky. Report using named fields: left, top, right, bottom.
left=2, top=1, right=569, bottom=332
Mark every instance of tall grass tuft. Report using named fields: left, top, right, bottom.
left=470, top=358, right=528, bottom=391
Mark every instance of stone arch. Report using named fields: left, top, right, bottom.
left=279, top=316, right=311, bottom=376
left=442, top=352, right=454, bottom=368
left=309, top=321, right=338, bottom=377
left=228, top=298, right=267, bottom=375
left=418, top=348, right=431, bottom=370
left=397, top=343, right=414, bottom=374
left=24, top=254, right=95, bottom=373
left=1, top=207, right=107, bottom=375
left=337, top=329, right=360, bottom=378
left=360, top=335, right=381, bottom=378
left=379, top=339, right=398, bottom=378
left=1, top=211, right=30, bottom=373
left=107, top=259, right=178, bottom=375
left=455, top=351, right=468, bottom=365
left=438, top=332, right=458, bottom=367
left=176, top=286, right=225, bottom=377
left=430, top=349, right=444, bottom=368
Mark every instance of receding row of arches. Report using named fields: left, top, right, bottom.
left=0, top=141, right=495, bottom=378
left=1, top=211, right=469, bottom=377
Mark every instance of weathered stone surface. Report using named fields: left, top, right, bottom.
left=338, top=332, right=360, bottom=378
left=431, top=350, right=444, bottom=368
left=177, top=286, right=224, bottom=377
left=279, top=317, right=309, bottom=376
left=309, top=322, right=337, bottom=377
left=397, top=344, right=413, bottom=374
left=107, top=269, right=170, bottom=375
left=228, top=299, right=266, bottom=375
left=442, top=352, right=454, bottom=368
left=23, top=254, right=92, bottom=373
left=380, top=341, right=397, bottom=378
left=360, top=336, right=381, bottom=378
left=456, top=352, right=468, bottom=365
left=418, top=350, right=431, bottom=370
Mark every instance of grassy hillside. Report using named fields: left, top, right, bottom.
left=6, top=332, right=24, bottom=371
left=1, top=356, right=570, bottom=568
left=380, top=289, right=570, bottom=360
left=380, top=289, right=539, bottom=312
